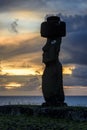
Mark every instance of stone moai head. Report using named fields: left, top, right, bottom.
left=40, top=15, right=66, bottom=39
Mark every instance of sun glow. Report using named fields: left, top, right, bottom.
left=1, top=65, right=76, bottom=76
left=2, top=68, right=36, bottom=75
left=5, top=82, right=21, bottom=90
left=63, top=66, right=75, bottom=75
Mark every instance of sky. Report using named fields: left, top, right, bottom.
left=0, top=0, right=87, bottom=96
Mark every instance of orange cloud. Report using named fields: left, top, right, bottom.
left=0, top=32, right=39, bottom=45
left=5, top=82, right=21, bottom=90
left=64, top=86, right=87, bottom=96
left=63, top=65, right=75, bottom=75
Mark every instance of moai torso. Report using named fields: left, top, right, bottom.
left=42, top=38, right=61, bottom=64
left=42, top=38, right=65, bottom=106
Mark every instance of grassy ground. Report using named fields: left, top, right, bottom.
left=0, top=115, right=87, bottom=130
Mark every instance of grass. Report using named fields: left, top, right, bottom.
left=0, top=105, right=87, bottom=129
left=0, top=115, right=87, bottom=130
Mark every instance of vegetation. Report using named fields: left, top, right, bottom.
left=0, top=105, right=87, bottom=129
left=0, top=115, right=87, bottom=130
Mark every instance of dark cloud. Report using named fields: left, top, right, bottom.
left=61, top=15, right=87, bottom=33
left=61, top=31, right=87, bottom=65
left=58, top=14, right=87, bottom=87
left=0, top=75, right=41, bottom=91
left=63, top=73, right=87, bottom=87
left=72, top=66, right=87, bottom=79
left=0, top=0, right=86, bottom=15
left=63, top=64, right=87, bottom=87
left=60, top=15, right=87, bottom=66
left=19, top=76, right=40, bottom=91
left=0, top=0, right=46, bottom=12
left=0, top=86, right=6, bottom=91
left=10, top=19, right=19, bottom=33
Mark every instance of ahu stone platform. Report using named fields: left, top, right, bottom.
left=0, top=105, right=87, bottom=121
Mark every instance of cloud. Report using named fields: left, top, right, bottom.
left=60, top=15, right=87, bottom=66
left=72, top=65, right=87, bottom=79
left=0, top=0, right=86, bottom=15
left=0, top=9, right=87, bottom=93
left=1, top=14, right=87, bottom=66
left=0, top=86, right=6, bottom=91
left=10, top=19, right=19, bottom=33
left=60, top=15, right=87, bottom=87
left=61, top=14, right=87, bottom=33
left=63, top=64, right=87, bottom=87
left=1, top=14, right=86, bottom=63
left=20, top=75, right=40, bottom=91
left=0, top=0, right=46, bottom=12
left=0, top=36, right=43, bottom=60
left=0, top=75, right=41, bottom=91
left=61, top=31, right=87, bottom=65
left=63, top=73, right=87, bottom=87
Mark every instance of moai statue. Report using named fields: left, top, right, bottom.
left=40, top=16, right=67, bottom=106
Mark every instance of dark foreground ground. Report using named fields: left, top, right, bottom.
left=0, top=105, right=87, bottom=130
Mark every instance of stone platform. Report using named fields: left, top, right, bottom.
left=0, top=105, right=87, bottom=121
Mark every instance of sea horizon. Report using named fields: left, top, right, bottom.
left=0, top=95, right=87, bottom=97
left=0, top=95, right=87, bottom=106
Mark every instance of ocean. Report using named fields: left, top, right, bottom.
left=0, top=96, right=87, bottom=106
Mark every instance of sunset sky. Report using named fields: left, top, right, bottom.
left=0, top=0, right=87, bottom=96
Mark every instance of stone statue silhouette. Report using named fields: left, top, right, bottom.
left=41, top=16, right=67, bottom=106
